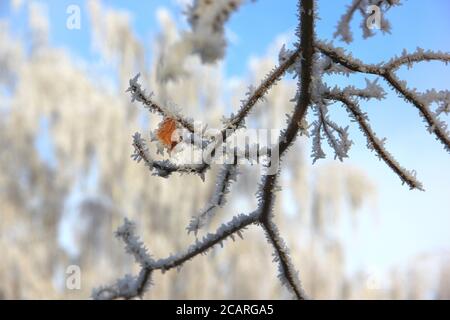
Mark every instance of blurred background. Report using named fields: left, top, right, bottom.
left=0, top=0, right=449, bottom=299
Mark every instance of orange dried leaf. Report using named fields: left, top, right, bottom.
left=156, top=118, right=179, bottom=150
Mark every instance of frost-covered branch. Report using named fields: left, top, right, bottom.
left=278, top=0, right=315, bottom=156
left=385, top=48, right=450, bottom=70
left=316, top=42, right=450, bottom=153
left=96, top=0, right=450, bottom=300
left=153, top=212, right=258, bottom=270
left=383, top=71, right=450, bottom=153
left=224, top=46, right=303, bottom=133
left=262, top=219, right=307, bottom=300
left=336, top=79, right=386, bottom=100
left=334, top=0, right=401, bottom=44
left=132, top=46, right=304, bottom=178
left=187, top=164, right=239, bottom=235
left=317, top=103, right=352, bottom=162
left=132, top=132, right=207, bottom=179
left=252, top=0, right=315, bottom=300
left=92, top=219, right=154, bottom=300
left=93, top=212, right=259, bottom=300
left=334, top=0, right=364, bottom=43
left=326, top=91, right=423, bottom=190
left=311, top=119, right=325, bottom=163
left=209, top=46, right=304, bottom=160
left=127, top=73, right=196, bottom=133
left=315, top=41, right=385, bottom=75
left=420, top=89, right=450, bottom=117
left=257, top=0, right=315, bottom=220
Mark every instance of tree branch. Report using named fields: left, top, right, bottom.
left=383, top=71, right=450, bottom=153
left=256, top=0, right=315, bottom=299
left=93, top=212, right=259, bottom=300
left=315, top=41, right=450, bottom=153
left=261, top=220, right=306, bottom=300
left=127, top=74, right=196, bottom=133
left=94, top=0, right=450, bottom=301
left=224, top=46, right=303, bottom=133
left=186, top=164, right=239, bottom=235
left=131, top=132, right=207, bottom=179
left=326, top=91, right=424, bottom=190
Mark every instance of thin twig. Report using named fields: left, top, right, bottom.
left=93, top=212, right=259, bottom=300
left=127, top=74, right=196, bottom=133
left=315, top=41, right=450, bottom=153
left=326, top=91, right=424, bottom=190
left=132, top=133, right=207, bottom=178
left=261, top=220, right=306, bottom=300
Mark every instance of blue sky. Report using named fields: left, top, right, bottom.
left=2, top=0, right=450, bottom=275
